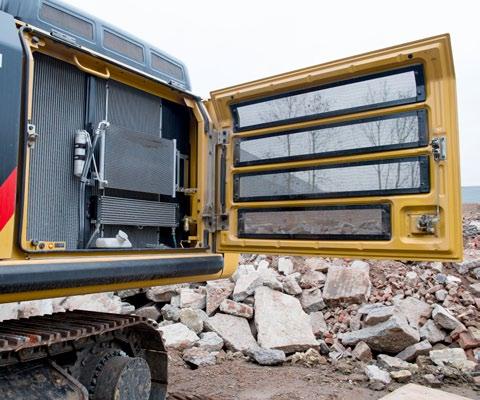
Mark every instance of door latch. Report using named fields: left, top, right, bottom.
left=27, top=124, right=39, bottom=148
left=431, top=136, right=446, bottom=161
left=415, top=214, right=439, bottom=234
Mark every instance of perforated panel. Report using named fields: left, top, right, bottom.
left=235, top=110, right=427, bottom=166
left=151, top=52, right=184, bottom=81
left=239, top=205, right=391, bottom=240
left=232, top=65, right=424, bottom=131
left=103, top=29, right=144, bottom=63
left=234, top=156, right=429, bottom=202
left=39, top=3, right=94, bottom=40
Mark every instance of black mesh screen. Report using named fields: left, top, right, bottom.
left=103, top=30, right=144, bottom=63
left=234, top=156, right=429, bottom=202
left=232, top=65, right=424, bottom=131
left=238, top=205, right=391, bottom=240
left=39, top=4, right=94, bottom=40
left=151, top=52, right=184, bottom=81
left=235, top=110, right=427, bottom=166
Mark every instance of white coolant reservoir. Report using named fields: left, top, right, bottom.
left=95, top=230, right=132, bottom=248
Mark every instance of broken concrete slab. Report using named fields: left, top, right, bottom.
left=158, top=322, right=199, bottom=350
left=304, top=257, right=331, bottom=272
left=232, top=264, right=256, bottom=282
left=219, top=299, right=254, bottom=319
left=393, top=296, right=431, bottom=328
left=364, top=365, right=391, bottom=391
left=205, top=313, right=257, bottom=353
left=161, top=304, right=181, bottom=322
left=396, top=340, right=432, bottom=362
left=255, top=286, right=317, bottom=353
left=364, top=306, right=395, bottom=326
left=309, top=311, right=328, bottom=337
left=133, top=305, right=161, bottom=321
left=390, top=370, right=412, bottom=383
left=432, top=304, right=463, bottom=331
left=322, top=261, right=371, bottom=305
left=179, top=288, right=206, bottom=310
left=300, top=288, right=326, bottom=313
left=299, top=270, right=326, bottom=289
left=420, top=320, right=447, bottom=344
left=195, top=332, right=224, bottom=352
left=429, top=347, right=475, bottom=372
left=182, top=347, right=217, bottom=368
left=258, top=268, right=283, bottom=291
left=146, top=284, right=186, bottom=302
left=377, top=354, right=418, bottom=373
left=352, top=341, right=372, bottom=362
left=283, top=275, right=303, bottom=295
left=179, top=308, right=208, bottom=334
left=341, top=314, right=420, bottom=353
left=379, top=383, right=473, bottom=400
left=277, top=257, right=294, bottom=275
left=232, top=271, right=263, bottom=302
left=205, top=279, right=234, bottom=316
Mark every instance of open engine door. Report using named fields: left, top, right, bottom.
left=209, top=34, right=462, bottom=261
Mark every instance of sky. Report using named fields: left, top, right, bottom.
left=64, top=0, right=480, bottom=186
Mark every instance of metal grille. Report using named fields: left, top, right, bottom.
left=235, top=110, right=427, bottom=166
left=103, top=29, right=144, bottom=63
left=97, top=196, right=178, bottom=227
left=234, top=156, right=429, bottom=202
left=151, top=52, right=184, bottom=81
left=108, top=80, right=162, bottom=137
left=27, top=53, right=86, bottom=249
left=232, top=65, right=424, bottom=131
left=238, top=205, right=391, bottom=240
left=39, top=3, right=94, bottom=40
left=103, top=125, right=176, bottom=195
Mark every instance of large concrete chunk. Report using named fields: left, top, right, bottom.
left=419, top=320, right=446, bottom=344
left=158, top=323, right=199, bottom=350
left=179, top=288, right=206, bottom=309
left=396, top=340, right=432, bottom=362
left=341, top=314, right=420, bottom=353
left=219, top=299, right=254, bottom=319
left=205, top=279, right=234, bottom=316
left=255, top=286, right=317, bottom=353
left=232, top=271, right=263, bottom=302
left=394, top=297, right=431, bottom=328
left=322, top=261, right=371, bottom=305
left=146, top=284, right=186, bottom=302
left=205, top=313, right=257, bottom=353
left=432, top=304, right=462, bottom=331
left=300, top=288, right=326, bottom=313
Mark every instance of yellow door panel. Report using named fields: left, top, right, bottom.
left=209, top=34, right=462, bottom=261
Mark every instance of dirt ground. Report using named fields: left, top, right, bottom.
left=168, top=358, right=479, bottom=400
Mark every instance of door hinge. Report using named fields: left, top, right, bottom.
left=216, top=129, right=229, bottom=145
left=27, top=124, right=38, bottom=148
left=431, top=136, right=446, bottom=161
left=202, top=207, right=228, bottom=232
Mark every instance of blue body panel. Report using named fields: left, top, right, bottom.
left=0, top=0, right=191, bottom=90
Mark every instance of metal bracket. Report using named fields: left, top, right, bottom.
left=431, top=136, right=446, bottom=161
left=27, top=124, right=38, bottom=148
left=415, top=214, right=439, bottom=235
left=216, top=130, right=229, bottom=145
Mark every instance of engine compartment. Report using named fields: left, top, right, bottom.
left=26, top=52, right=194, bottom=251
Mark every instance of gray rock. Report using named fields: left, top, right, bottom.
left=364, top=365, right=391, bottom=391
left=390, top=370, right=412, bottom=383
left=304, top=258, right=331, bottom=272
left=432, top=304, right=462, bottom=331
left=470, top=282, right=480, bottom=296
left=259, top=268, right=283, bottom=291
left=453, top=258, right=480, bottom=274
left=300, top=288, right=326, bottom=313
left=278, top=257, right=294, bottom=275
left=205, top=313, right=257, bottom=353
left=283, top=275, right=303, bottom=295
left=157, top=320, right=174, bottom=327
left=180, top=308, right=208, bottom=334
left=340, top=314, right=420, bottom=353
left=255, top=286, right=317, bottom=353
left=423, top=373, right=442, bottom=388
left=232, top=264, right=256, bottom=282
left=309, top=311, right=328, bottom=337
left=195, top=332, right=224, bottom=352
left=205, top=279, right=234, bottom=316
left=377, top=354, right=418, bottom=373
left=179, top=288, right=206, bottom=309
left=219, top=299, right=254, bottom=319
left=133, top=305, right=161, bottom=321
left=299, top=270, right=326, bottom=289
left=182, top=347, right=217, bottom=367
left=232, top=271, right=263, bottom=302
left=364, top=306, right=395, bottom=326
left=158, top=323, right=199, bottom=350
left=161, top=304, right=181, bottom=322
left=396, top=340, right=432, bottom=362
left=419, top=320, right=446, bottom=344
left=248, top=347, right=286, bottom=366
left=429, top=348, right=468, bottom=368
left=435, top=289, right=448, bottom=302
left=393, top=296, right=431, bottom=328
left=322, top=261, right=371, bottom=305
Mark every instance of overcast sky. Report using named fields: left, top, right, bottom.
left=65, top=0, right=480, bottom=186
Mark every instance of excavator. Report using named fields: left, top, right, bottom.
left=0, top=0, right=463, bottom=398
